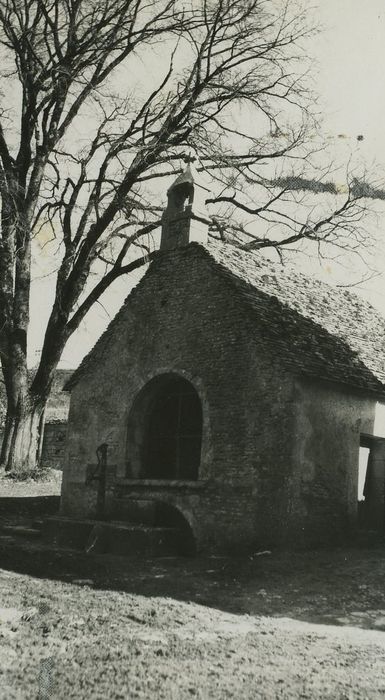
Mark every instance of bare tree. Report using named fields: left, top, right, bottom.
left=0, top=0, right=376, bottom=472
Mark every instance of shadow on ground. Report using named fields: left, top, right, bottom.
left=0, top=495, right=60, bottom=519
left=1, top=493, right=385, bottom=632
left=1, top=522, right=385, bottom=632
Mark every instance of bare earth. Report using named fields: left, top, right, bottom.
left=1, top=473, right=385, bottom=698
left=1, top=546, right=385, bottom=699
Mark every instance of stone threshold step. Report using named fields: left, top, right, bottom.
left=43, top=516, right=180, bottom=557
left=0, top=533, right=181, bottom=566
left=45, top=516, right=176, bottom=533
left=0, top=525, right=41, bottom=538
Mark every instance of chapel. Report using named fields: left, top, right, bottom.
left=54, top=166, right=385, bottom=555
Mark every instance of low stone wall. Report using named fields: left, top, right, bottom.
left=40, top=422, right=67, bottom=470
left=0, top=421, right=67, bottom=470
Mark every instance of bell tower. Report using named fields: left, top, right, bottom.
left=160, top=162, right=211, bottom=251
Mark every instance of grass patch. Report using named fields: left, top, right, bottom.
left=0, top=468, right=62, bottom=497
left=5, top=465, right=54, bottom=482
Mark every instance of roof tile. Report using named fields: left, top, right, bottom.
left=65, top=241, right=385, bottom=395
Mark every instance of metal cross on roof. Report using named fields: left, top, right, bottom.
left=182, top=152, right=196, bottom=164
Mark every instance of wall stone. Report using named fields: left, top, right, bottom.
left=40, top=422, right=67, bottom=470
left=290, top=378, right=382, bottom=546
left=62, top=250, right=299, bottom=552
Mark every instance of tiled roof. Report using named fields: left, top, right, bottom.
left=65, top=241, right=385, bottom=395
left=205, top=241, right=385, bottom=393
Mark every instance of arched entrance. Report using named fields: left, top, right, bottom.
left=126, top=373, right=203, bottom=480
left=155, top=502, right=197, bottom=556
left=144, top=375, right=202, bottom=480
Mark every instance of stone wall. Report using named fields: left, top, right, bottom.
left=0, top=421, right=67, bottom=470
left=40, top=422, right=68, bottom=470
left=290, top=378, right=381, bottom=546
left=61, top=248, right=299, bottom=552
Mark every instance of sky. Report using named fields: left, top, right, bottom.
left=28, top=1, right=385, bottom=369
left=316, top=0, right=385, bottom=150
left=296, top=1, right=385, bottom=301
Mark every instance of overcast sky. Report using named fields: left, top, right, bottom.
left=29, top=1, right=385, bottom=369
left=316, top=1, right=384, bottom=145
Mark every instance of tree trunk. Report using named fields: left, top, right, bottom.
left=0, top=399, right=46, bottom=473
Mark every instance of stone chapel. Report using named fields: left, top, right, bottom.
left=53, top=166, right=385, bottom=556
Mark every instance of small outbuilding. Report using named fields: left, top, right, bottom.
left=59, top=168, right=385, bottom=554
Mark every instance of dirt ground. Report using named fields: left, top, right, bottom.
left=2, top=546, right=385, bottom=699
left=1, top=473, right=385, bottom=698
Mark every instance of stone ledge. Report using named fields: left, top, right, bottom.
left=115, top=479, right=209, bottom=492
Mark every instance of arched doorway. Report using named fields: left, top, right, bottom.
left=143, top=375, right=202, bottom=480
left=155, top=502, right=197, bottom=556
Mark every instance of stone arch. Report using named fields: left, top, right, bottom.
left=155, top=502, right=197, bottom=556
left=126, top=373, right=203, bottom=480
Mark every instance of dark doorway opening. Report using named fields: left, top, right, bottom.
left=155, top=502, right=196, bottom=556
left=144, top=376, right=202, bottom=480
